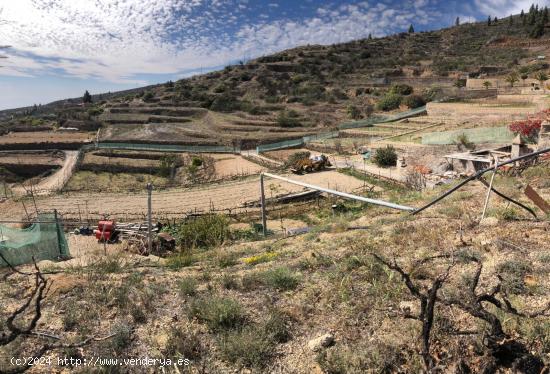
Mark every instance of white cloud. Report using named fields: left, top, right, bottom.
left=0, top=0, right=437, bottom=83
left=474, top=0, right=550, bottom=17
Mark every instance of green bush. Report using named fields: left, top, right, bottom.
left=188, top=296, right=245, bottom=331
left=143, top=92, right=154, bottom=101
left=346, top=104, right=362, bottom=119
left=165, top=252, right=196, bottom=270
left=217, top=310, right=290, bottom=368
left=373, top=146, right=398, bottom=167
left=164, top=325, right=204, bottom=360
left=376, top=93, right=402, bottom=111
left=178, top=277, right=198, bottom=296
left=261, top=267, right=300, bottom=291
left=277, top=110, right=301, bottom=127
left=191, top=156, right=203, bottom=167
left=402, top=95, right=425, bottom=109
left=168, top=214, right=230, bottom=250
left=389, top=84, right=413, bottom=95
left=210, top=94, right=239, bottom=112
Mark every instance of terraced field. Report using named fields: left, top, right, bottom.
left=100, top=101, right=323, bottom=145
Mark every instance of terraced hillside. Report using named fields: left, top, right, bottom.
left=3, top=9, right=550, bottom=147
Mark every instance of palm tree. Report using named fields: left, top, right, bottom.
left=505, top=72, right=519, bottom=87
left=482, top=81, right=492, bottom=90
left=534, top=71, right=549, bottom=91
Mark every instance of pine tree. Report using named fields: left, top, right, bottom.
left=509, top=15, right=513, bottom=26
left=368, top=33, right=372, bottom=40
left=408, top=24, right=414, bottom=33
left=82, top=90, right=92, bottom=104
left=488, top=16, right=492, bottom=26
left=543, top=7, right=549, bottom=23
left=455, top=17, right=460, bottom=26
left=494, top=16, right=498, bottom=23
left=520, top=9, right=525, bottom=18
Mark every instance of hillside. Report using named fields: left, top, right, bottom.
left=2, top=11, right=550, bottom=146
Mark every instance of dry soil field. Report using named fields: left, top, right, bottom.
left=1, top=170, right=368, bottom=221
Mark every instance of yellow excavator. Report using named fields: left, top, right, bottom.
left=290, top=154, right=332, bottom=174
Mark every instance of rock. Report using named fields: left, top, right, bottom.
left=480, top=217, right=499, bottom=227
left=308, top=333, right=334, bottom=352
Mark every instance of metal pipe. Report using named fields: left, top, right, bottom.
left=259, top=174, right=267, bottom=236
left=262, top=172, right=415, bottom=212
left=413, top=147, right=550, bottom=216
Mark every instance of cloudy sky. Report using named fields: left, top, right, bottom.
left=0, top=0, right=547, bottom=110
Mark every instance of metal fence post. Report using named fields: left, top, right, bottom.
left=147, top=183, right=153, bottom=254
left=54, top=209, right=63, bottom=256
left=260, top=174, right=267, bottom=236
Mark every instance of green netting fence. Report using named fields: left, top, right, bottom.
left=256, top=131, right=341, bottom=152
left=0, top=213, right=70, bottom=267
left=421, top=126, right=514, bottom=145
left=94, top=142, right=240, bottom=153
left=338, top=106, right=427, bottom=130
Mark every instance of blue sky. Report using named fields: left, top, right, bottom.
left=0, top=0, right=547, bottom=110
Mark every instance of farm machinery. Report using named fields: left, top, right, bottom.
left=290, top=154, right=332, bottom=174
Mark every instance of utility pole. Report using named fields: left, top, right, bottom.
left=259, top=174, right=267, bottom=236
left=147, top=183, right=153, bottom=254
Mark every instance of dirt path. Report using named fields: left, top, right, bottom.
left=12, top=151, right=79, bottom=196
left=1, top=170, right=368, bottom=220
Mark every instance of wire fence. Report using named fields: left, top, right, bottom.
left=421, top=126, right=514, bottom=145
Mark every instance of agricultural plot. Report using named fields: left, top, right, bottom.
left=0, top=131, right=92, bottom=144
left=1, top=170, right=369, bottom=221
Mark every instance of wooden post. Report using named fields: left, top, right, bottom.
left=260, top=174, right=267, bottom=236
left=147, top=183, right=153, bottom=254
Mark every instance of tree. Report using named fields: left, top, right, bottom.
left=521, top=73, right=529, bottom=85
left=494, top=16, right=498, bottom=23
left=530, top=19, right=545, bottom=38
left=505, top=72, right=519, bottom=87
left=454, top=79, right=466, bottom=89
left=509, top=14, right=513, bottom=26
left=455, top=17, right=460, bottom=26
left=520, top=9, right=525, bottom=18
left=534, top=71, right=548, bottom=90
left=368, top=33, right=373, bottom=40
left=482, top=81, right=492, bottom=90
left=82, top=90, right=92, bottom=103
left=487, top=16, right=492, bottom=26
left=408, top=24, right=414, bottom=33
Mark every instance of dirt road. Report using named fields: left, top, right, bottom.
left=12, top=151, right=79, bottom=196
left=1, top=170, right=367, bottom=220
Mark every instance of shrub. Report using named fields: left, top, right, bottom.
left=376, top=93, right=402, bottom=111
left=346, top=104, right=362, bottom=119
left=217, top=310, right=290, bottom=368
left=402, top=95, right=425, bottom=109
left=143, top=92, right=154, bottom=101
left=373, top=146, right=398, bottom=167
left=277, top=110, right=301, bottom=127
left=190, top=156, right=203, bottom=167
left=210, top=94, right=239, bottom=112
left=188, top=296, right=245, bottom=331
left=261, top=267, right=300, bottom=291
left=389, top=84, right=413, bottom=95
left=454, top=133, right=475, bottom=151
left=165, top=252, right=196, bottom=270
left=110, top=322, right=132, bottom=352
left=178, top=277, right=198, bottom=296
left=220, top=274, right=239, bottom=290
left=168, top=214, right=230, bottom=250
left=243, top=252, right=279, bottom=266
left=164, top=325, right=204, bottom=360
left=497, top=259, right=533, bottom=294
